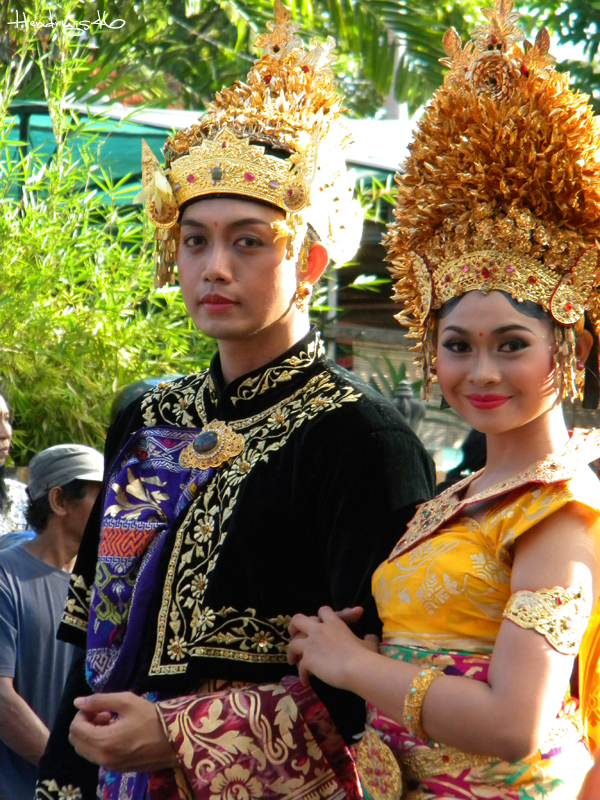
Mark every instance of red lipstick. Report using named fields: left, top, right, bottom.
left=466, top=394, right=511, bottom=409
left=201, top=293, right=237, bottom=311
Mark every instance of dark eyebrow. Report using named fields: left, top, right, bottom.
left=442, top=324, right=534, bottom=335
left=180, top=217, right=273, bottom=229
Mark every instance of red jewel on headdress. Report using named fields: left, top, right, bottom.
left=462, top=265, right=470, bottom=273
left=302, top=65, right=309, bottom=73
left=528, top=275, right=537, bottom=284
left=187, top=174, right=195, bottom=183
left=221, top=141, right=227, bottom=148
left=264, top=74, right=272, bottom=84
left=445, top=275, right=451, bottom=283
left=244, top=172, right=256, bottom=181
left=565, top=302, right=573, bottom=311
left=482, top=267, right=491, bottom=278
left=506, top=265, right=515, bottom=273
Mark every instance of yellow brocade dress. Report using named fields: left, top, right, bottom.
left=368, top=429, right=600, bottom=799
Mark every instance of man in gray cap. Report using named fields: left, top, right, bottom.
left=0, top=444, right=103, bottom=800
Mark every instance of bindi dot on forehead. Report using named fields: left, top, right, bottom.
left=479, top=332, right=484, bottom=337
left=214, top=222, right=219, bottom=227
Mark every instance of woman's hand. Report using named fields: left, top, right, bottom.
left=287, top=605, right=378, bottom=688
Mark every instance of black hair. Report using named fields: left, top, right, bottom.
left=436, top=291, right=600, bottom=409
left=437, top=291, right=549, bottom=322
left=0, top=391, right=9, bottom=516
left=25, top=478, right=89, bottom=534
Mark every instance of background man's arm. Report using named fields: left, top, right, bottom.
left=0, top=675, right=50, bottom=764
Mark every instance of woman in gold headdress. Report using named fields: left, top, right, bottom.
left=288, top=2, right=600, bottom=796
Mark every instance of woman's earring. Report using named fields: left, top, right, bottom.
left=294, top=280, right=312, bottom=313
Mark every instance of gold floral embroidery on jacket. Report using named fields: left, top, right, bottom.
left=149, top=371, right=360, bottom=674
left=230, top=333, right=325, bottom=405
left=35, top=780, right=83, bottom=800
left=62, top=573, right=93, bottom=632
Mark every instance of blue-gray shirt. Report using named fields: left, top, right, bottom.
left=0, top=545, right=73, bottom=800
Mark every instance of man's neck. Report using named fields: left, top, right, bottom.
left=23, top=526, right=80, bottom=573
left=218, top=318, right=311, bottom=385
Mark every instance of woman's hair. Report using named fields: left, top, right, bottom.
left=25, top=478, right=89, bottom=534
left=0, top=391, right=8, bottom=516
left=437, top=291, right=549, bottom=321
left=436, top=291, right=600, bottom=409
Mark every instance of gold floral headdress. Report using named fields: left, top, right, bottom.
left=387, top=0, right=600, bottom=402
left=135, top=0, right=362, bottom=286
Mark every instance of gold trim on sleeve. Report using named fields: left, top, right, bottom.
left=502, top=585, right=588, bottom=655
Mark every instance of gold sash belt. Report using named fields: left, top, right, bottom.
left=357, top=712, right=585, bottom=795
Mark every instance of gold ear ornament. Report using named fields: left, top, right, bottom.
left=294, top=280, right=312, bottom=313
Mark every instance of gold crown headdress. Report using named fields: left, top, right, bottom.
left=387, top=0, right=600, bottom=403
left=135, top=0, right=362, bottom=287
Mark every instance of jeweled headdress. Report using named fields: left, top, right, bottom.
left=387, top=0, right=600, bottom=403
left=135, top=0, right=362, bottom=287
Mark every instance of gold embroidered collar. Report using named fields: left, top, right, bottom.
left=209, top=327, right=325, bottom=409
left=390, top=428, right=600, bottom=560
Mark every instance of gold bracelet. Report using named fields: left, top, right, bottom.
left=403, top=666, right=444, bottom=740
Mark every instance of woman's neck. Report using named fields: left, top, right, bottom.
left=468, top=403, right=569, bottom=495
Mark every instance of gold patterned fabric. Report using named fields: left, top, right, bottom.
left=371, top=430, right=600, bottom=794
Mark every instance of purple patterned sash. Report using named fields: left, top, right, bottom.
left=86, top=426, right=212, bottom=692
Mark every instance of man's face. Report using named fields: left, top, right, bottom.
left=65, top=482, right=102, bottom=540
left=176, top=197, right=295, bottom=342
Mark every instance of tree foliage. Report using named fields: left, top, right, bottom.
left=1, top=0, right=477, bottom=118
left=0, top=0, right=215, bottom=464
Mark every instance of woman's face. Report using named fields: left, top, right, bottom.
left=0, top=395, right=12, bottom=466
left=435, top=291, right=558, bottom=435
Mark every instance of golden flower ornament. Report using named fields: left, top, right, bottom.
left=388, top=0, right=600, bottom=402
left=136, top=0, right=362, bottom=286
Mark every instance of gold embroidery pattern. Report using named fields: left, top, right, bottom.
left=503, top=585, right=588, bottom=655
left=34, top=780, right=83, bottom=800
left=141, top=372, right=212, bottom=429
left=230, top=333, right=325, bottom=405
left=356, top=729, right=403, bottom=798
left=149, top=371, right=360, bottom=674
left=157, top=684, right=347, bottom=800
left=391, top=428, right=600, bottom=559
left=61, top=573, right=92, bottom=632
left=398, top=743, right=495, bottom=781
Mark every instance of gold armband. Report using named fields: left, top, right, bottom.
left=403, top=666, right=444, bottom=740
left=502, top=585, right=588, bottom=655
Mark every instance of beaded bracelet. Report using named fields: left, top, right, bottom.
left=403, top=666, right=444, bottom=740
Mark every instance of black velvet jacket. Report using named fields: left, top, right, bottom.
left=36, top=328, right=435, bottom=799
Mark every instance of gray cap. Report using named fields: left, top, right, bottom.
left=28, top=444, right=104, bottom=501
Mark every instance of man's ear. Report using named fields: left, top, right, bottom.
left=48, top=486, right=68, bottom=517
left=298, top=242, right=329, bottom=285
left=576, top=328, right=594, bottom=365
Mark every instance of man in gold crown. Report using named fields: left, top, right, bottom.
left=287, top=1, right=600, bottom=797
left=34, top=5, right=434, bottom=800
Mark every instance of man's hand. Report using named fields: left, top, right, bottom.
left=69, top=692, right=179, bottom=772
left=287, top=606, right=378, bottom=687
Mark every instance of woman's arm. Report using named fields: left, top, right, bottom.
left=288, top=502, right=600, bottom=762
